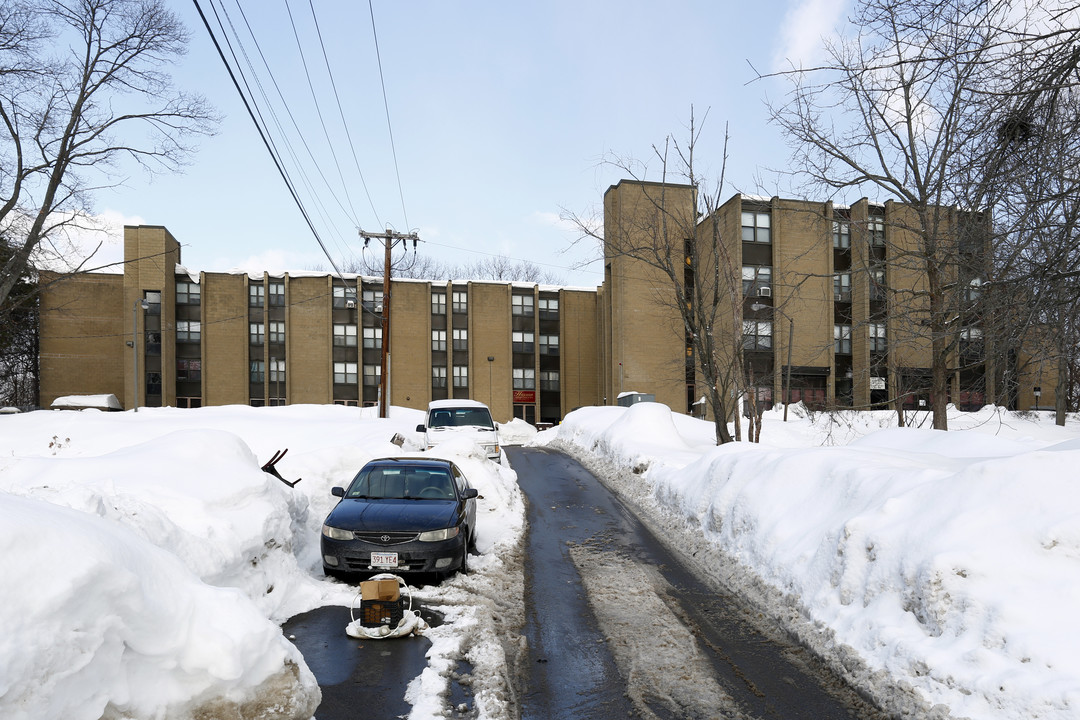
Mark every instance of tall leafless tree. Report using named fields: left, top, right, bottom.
left=0, top=0, right=216, bottom=312
left=565, top=111, right=742, bottom=444
left=762, top=0, right=1080, bottom=429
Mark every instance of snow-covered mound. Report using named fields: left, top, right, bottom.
left=0, top=493, right=319, bottom=720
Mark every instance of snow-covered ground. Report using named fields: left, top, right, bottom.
left=0, top=405, right=525, bottom=720
left=1, top=401, right=1077, bottom=719
left=539, top=403, right=1080, bottom=720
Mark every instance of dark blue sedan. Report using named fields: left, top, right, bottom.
left=321, top=457, right=478, bottom=580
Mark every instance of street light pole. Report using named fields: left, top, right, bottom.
left=488, top=356, right=494, bottom=406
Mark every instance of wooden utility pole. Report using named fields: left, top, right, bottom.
left=359, top=228, right=420, bottom=418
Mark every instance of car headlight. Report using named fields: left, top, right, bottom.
left=322, top=524, right=353, bottom=540
left=418, top=526, right=460, bottom=542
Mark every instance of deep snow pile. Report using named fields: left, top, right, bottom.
left=0, top=405, right=525, bottom=720
left=542, top=403, right=1080, bottom=720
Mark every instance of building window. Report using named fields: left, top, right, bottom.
left=363, top=327, right=382, bottom=349
left=870, top=322, right=887, bottom=353
left=268, top=281, right=285, bottom=307
left=512, top=331, right=535, bottom=353
left=250, top=398, right=265, bottom=407
left=431, top=292, right=446, bottom=315
left=176, top=281, right=200, bottom=305
left=834, top=324, right=852, bottom=355
left=363, top=289, right=383, bottom=313
left=249, top=284, right=264, bottom=308
left=452, top=291, right=467, bottom=314
left=833, top=272, right=851, bottom=302
left=540, top=370, right=560, bottom=391
left=868, top=217, right=885, bottom=246
left=539, top=334, right=559, bottom=355
left=333, top=285, right=357, bottom=308
left=432, top=366, right=447, bottom=388
left=742, top=320, right=772, bottom=350
left=269, top=357, right=285, bottom=382
left=268, top=321, right=285, bottom=344
left=176, top=320, right=201, bottom=342
left=144, top=291, right=162, bottom=315
left=177, top=359, right=202, bottom=381
left=513, top=367, right=535, bottom=390
left=742, top=265, right=772, bottom=296
left=362, top=364, right=379, bottom=386
left=539, top=298, right=559, bottom=318
left=333, top=324, right=357, bottom=347
left=960, top=326, right=983, bottom=342
left=334, top=362, right=357, bottom=384
left=512, top=294, right=534, bottom=316
left=453, top=365, right=468, bottom=388
left=432, top=329, right=447, bottom=352
left=965, top=278, right=983, bottom=302
left=870, top=269, right=887, bottom=301
left=250, top=360, right=265, bottom=383
left=833, top=220, right=850, bottom=249
left=250, top=322, right=264, bottom=345
left=453, top=328, right=467, bottom=351
left=741, top=210, right=771, bottom=244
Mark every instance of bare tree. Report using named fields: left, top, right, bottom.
left=763, top=0, right=1080, bottom=430
left=565, top=111, right=741, bottom=444
left=0, top=234, right=36, bottom=407
left=338, top=251, right=565, bottom=285
left=0, top=0, right=216, bottom=311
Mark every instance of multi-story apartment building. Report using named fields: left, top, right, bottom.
left=36, top=181, right=1054, bottom=419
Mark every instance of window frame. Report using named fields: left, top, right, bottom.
left=741, top=210, right=772, bottom=244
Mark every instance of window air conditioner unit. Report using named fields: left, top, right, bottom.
left=835, top=293, right=845, bottom=302
left=758, top=286, right=772, bottom=297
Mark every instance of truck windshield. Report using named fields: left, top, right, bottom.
left=429, top=408, right=493, bottom=429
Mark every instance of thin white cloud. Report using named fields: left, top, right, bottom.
left=29, top=209, right=145, bottom=274
left=773, top=0, right=848, bottom=72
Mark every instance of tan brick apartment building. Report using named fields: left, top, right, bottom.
left=37, top=181, right=1054, bottom=420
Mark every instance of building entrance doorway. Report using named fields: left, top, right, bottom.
left=514, top=404, right=537, bottom=425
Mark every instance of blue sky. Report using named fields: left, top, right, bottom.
left=90, top=0, right=847, bottom=287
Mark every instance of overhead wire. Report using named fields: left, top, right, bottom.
left=281, top=0, right=363, bottom=228
left=367, top=0, right=411, bottom=232
left=307, top=0, right=383, bottom=230
left=229, top=0, right=359, bottom=263
left=192, top=0, right=350, bottom=282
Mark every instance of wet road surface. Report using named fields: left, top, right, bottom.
left=282, top=602, right=474, bottom=719
left=509, top=446, right=890, bottom=720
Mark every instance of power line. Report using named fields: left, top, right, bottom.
left=307, top=0, right=382, bottom=229
left=368, top=0, right=411, bottom=232
left=193, top=0, right=350, bottom=282
left=282, top=0, right=362, bottom=227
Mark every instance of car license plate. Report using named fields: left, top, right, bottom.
left=371, top=552, right=398, bottom=567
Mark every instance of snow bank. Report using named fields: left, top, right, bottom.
left=0, top=493, right=318, bottom=720
left=545, top=403, right=1080, bottom=720
left=0, top=403, right=524, bottom=720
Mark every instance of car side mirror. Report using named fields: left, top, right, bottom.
left=462, top=488, right=479, bottom=499
left=331, top=486, right=345, bottom=497
left=415, top=424, right=426, bottom=433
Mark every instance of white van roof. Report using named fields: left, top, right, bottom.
left=427, top=399, right=490, bottom=411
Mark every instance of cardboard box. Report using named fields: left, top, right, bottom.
left=360, top=578, right=400, bottom=602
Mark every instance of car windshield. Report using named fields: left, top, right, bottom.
left=345, top=465, right=456, bottom=500
left=428, top=408, right=494, bottom=429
